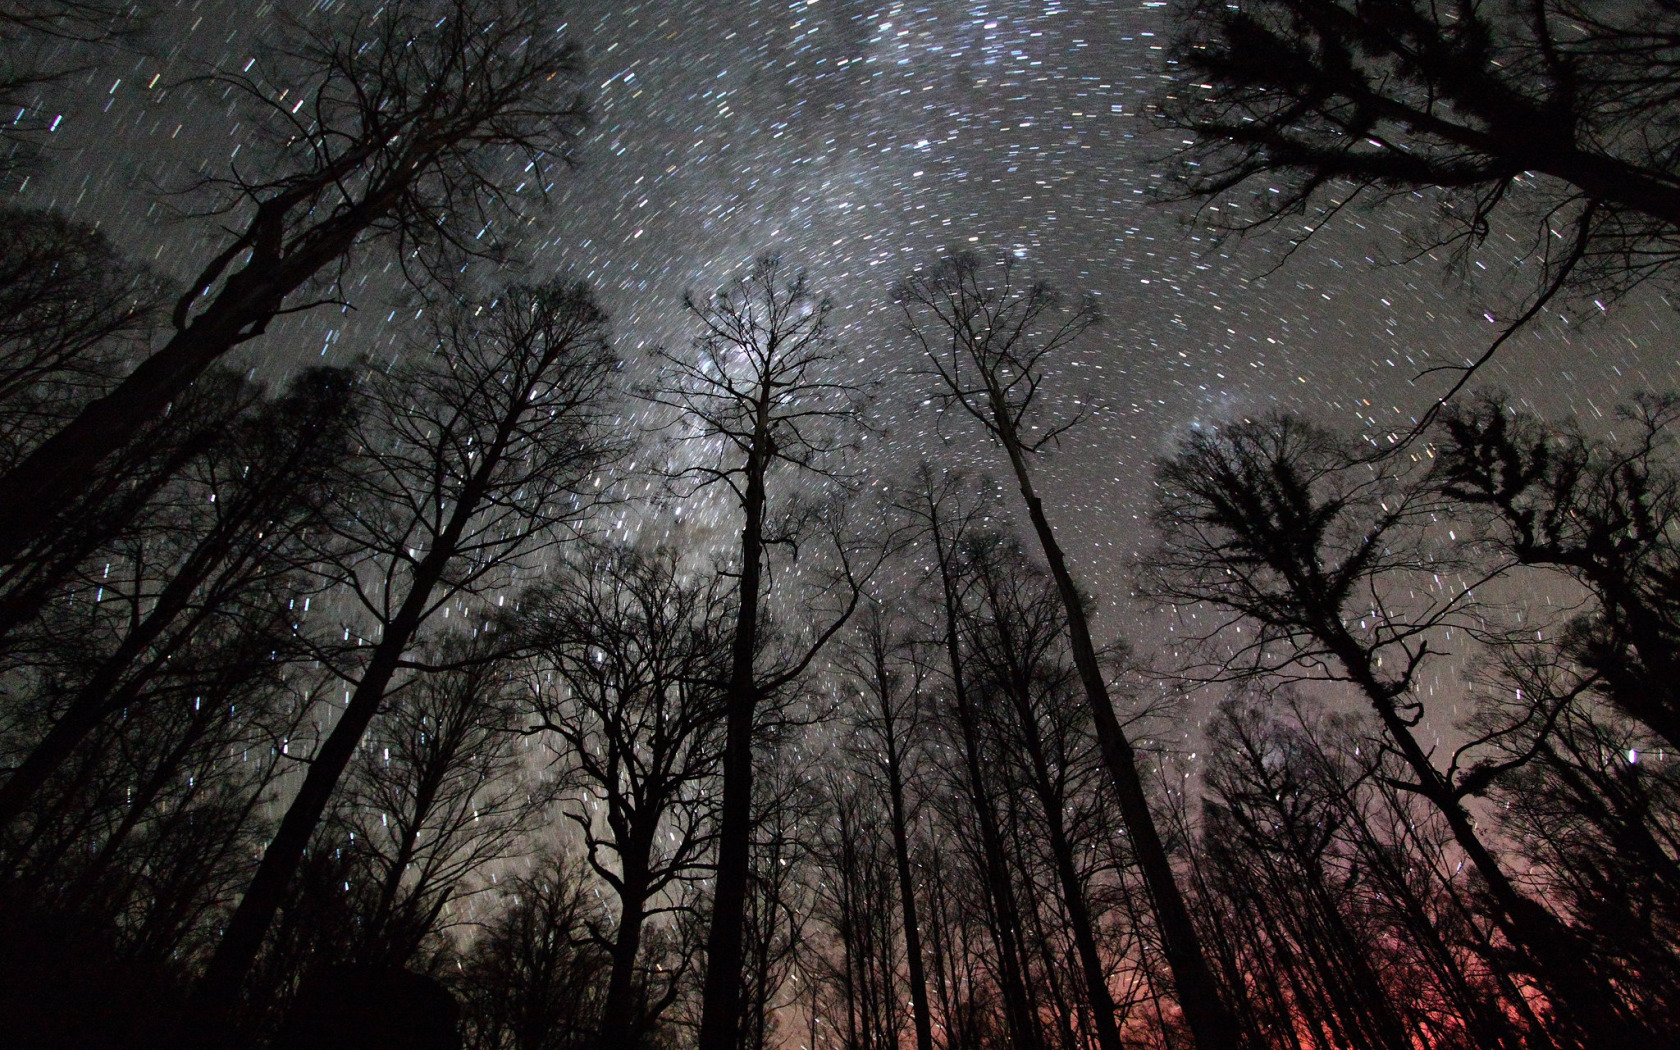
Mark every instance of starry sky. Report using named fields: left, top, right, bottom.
left=24, top=0, right=1680, bottom=642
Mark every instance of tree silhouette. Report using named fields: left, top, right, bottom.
left=198, top=281, right=618, bottom=1012
left=0, top=0, right=590, bottom=563
left=833, top=603, right=937, bottom=1050
left=1147, top=413, right=1649, bottom=1046
left=334, top=644, right=547, bottom=969
left=900, top=254, right=1240, bottom=1050
left=520, top=544, right=732, bottom=1050
left=1434, top=394, right=1680, bottom=751
left=0, top=367, right=356, bottom=833
left=1164, top=0, right=1680, bottom=307
left=646, top=256, right=873, bottom=1050
left=897, top=466, right=1044, bottom=1050
left=962, top=536, right=1131, bottom=1050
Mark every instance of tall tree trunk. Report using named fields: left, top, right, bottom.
left=0, top=433, right=205, bottom=644
left=0, top=514, right=273, bottom=832
left=1329, top=635, right=1640, bottom=1048
left=0, top=212, right=365, bottom=564
left=987, top=400, right=1240, bottom=1050
left=697, top=445, right=768, bottom=1050
left=63, top=698, right=226, bottom=907
left=195, top=466, right=489, bottom=1010
left=923, top=844, right=960, bottom=1048
left=881, top=727, right=935, bottom=1050
left=599, top=836, right=654, bottom=1050
left=1017, top=725, right=1126, bottom=1050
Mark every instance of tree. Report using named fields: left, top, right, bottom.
left=197, top=281, right=619, bottom=1011
left=738, top=745, right=815, bottom=1050
left=1146, top=412, right=1647, bottom=1046
left=834, top=603, right=936, bottom=1050
left=1478, top=654, right=1680, bottom=1039
left=1433, top=394, right=1680, bottom=751
left=1, top=603, right=322, bottom=964
left=0, top=368, right=250, bottom=648
left=520, top=544, right=731, bottom=1050
left=898, top=254, right=1240, bottom=1050
left=808, top=767, right=905, bottom=1050
left=1164, top=0, right=1680, bottom=310
left=1194, top=692, right=1521, bottom=1050
left=457, top=851, right=609, bottom=1050
left=898, top=465, right=1044, bottom=1050
left=646, top=256, right=873, bottom=1050
left=961, top=536, right=1131, bottom=1050
left=0, top=206, right=164, bottom=454
left=0, top=0, right=590, bottom=563
left=0, top=367, right=357, bottom=833
left=333, top=644, right=549, bottom=969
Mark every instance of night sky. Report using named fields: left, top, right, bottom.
left=25, top=0, right=1680, bottom=651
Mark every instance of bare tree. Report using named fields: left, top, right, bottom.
left=834, top=603, right=937, bottom=1050
left=808, top=766, right=905, bottom=1050
left=961, top=536, right=1131, bottom=1050
left=1490, top=682, right=1680, bottom=1032
left=1195, top=692, right=1521, bottom=1050
left=519, top=544, right=731, bottom=1050
left=0, top=206, right=164, bottom=454
left=739, top=744, right=815, bottom=1050
left=0, top=0, right=590, bottom=563
left=1145, top=412, right=1646, bottom=1047
left=457, top=851, right=609, bottom=1050
left=899, top=254, right=1239, bottom=1050
left=1433, top=394, right=1680, bottom=751
left=1, top=601, right=321, bottom=962
left=645, top=256, right=873, bottom=1050
left=1163, top=0, right=1680, bottom=311
left=334, top=643, right=549, bottom=969
left=0, top=367, right=250, bottom=648
left=197, top=280, right=619, bottom=1010
left=897, top=465, right=1044, bottom=1050
left=0, top=367, right=357, bottom=832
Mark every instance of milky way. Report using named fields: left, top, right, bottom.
left=24, top=0, right=1679, bottom=636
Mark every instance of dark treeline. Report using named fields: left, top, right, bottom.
left=2, top=1, right=1678, bottom=1049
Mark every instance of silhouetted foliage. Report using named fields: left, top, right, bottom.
left=1164, top=0, right=1680, bottom=305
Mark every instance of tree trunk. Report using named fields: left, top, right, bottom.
left=1013, top=706, right=1126, bottom=1050
left=987, top=402, right=1240, bottom=1050
left=195, top=588, right=430, bottom=1009
left=599, top=837, right=653, bottom=1050
left=196, top=483, right=477, bottom=1010
left=881, top=727, right=935, bottom=1050
left=697, top=444, right=769, bottom=1050
left=0, top=506, right=274, bottom=832
left=0, top=186, right=379, bottom=564
left=1329, top=631, right=1641, bottom=1048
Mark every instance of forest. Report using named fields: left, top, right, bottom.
left=1, top=0, right=1677, bottom=1049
